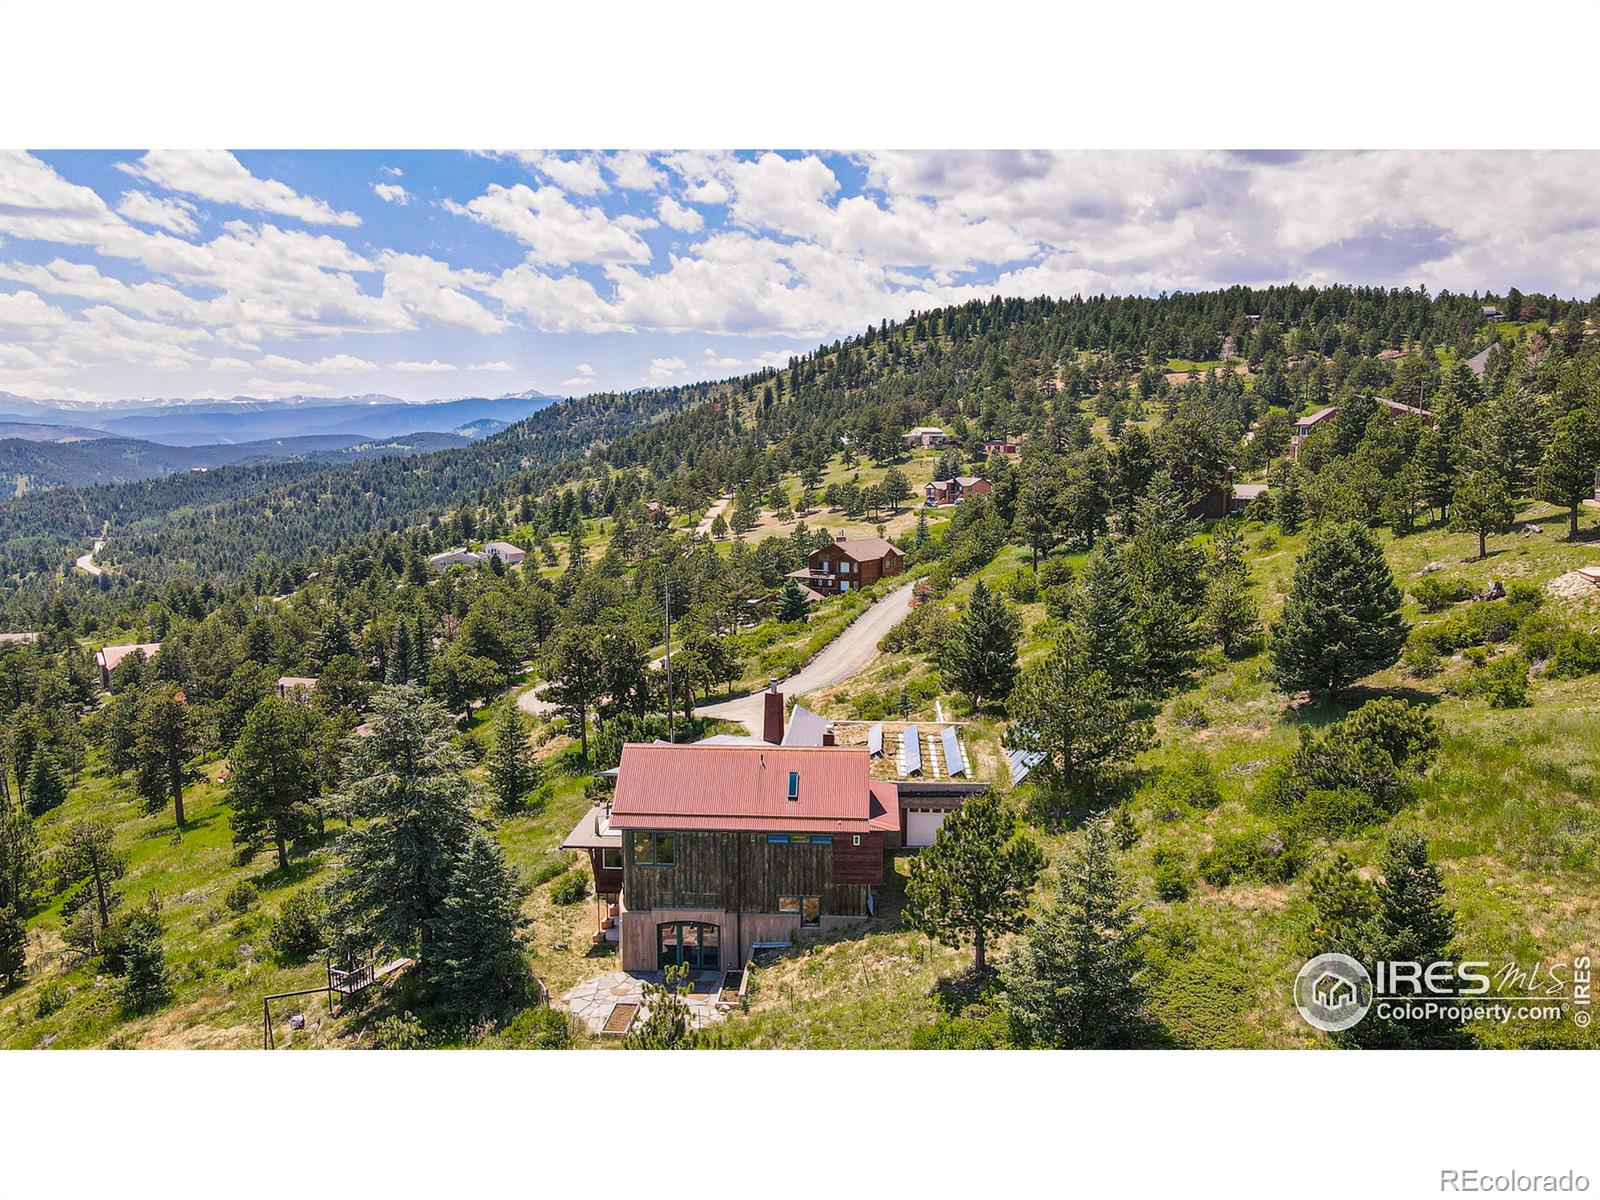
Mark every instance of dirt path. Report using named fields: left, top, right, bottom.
left=693, top=494, right=732, bottom=536
left=695, top=581, right=916, bottom=735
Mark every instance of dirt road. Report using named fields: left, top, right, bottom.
left=693, top=494, right=732, bottom=536
left=695, top=581, right=915, bottom=735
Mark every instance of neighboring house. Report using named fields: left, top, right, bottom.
left=481, top=541, right=526, bottom=566
left=1290, top=398, right=1434, bottom=460
left=277, top=675, right=317, bottom=699
left=1293, top=405, right=1339, bottom=440
left=95, top=641, right=161, bottom=687
left=1375, top=397, right=1434, bottom=424
left=924, top=476, right=991, bottom=506
left=643, top=501, right=668, bottom=528
left=1464, top=345, right=1495, bottom=379
left=981, top=437, right=1021, bottom=456
left=903, top=425, right=960, bottom=448
left=1229, top=482, right=1268, bottom=515
left=1482, top=305, right=1505, bottom=321
left=428, top=547, right=485, bottom=572
left=786, top=535, right=904, bottom=595
left=606, top=742, right=900, bottom=971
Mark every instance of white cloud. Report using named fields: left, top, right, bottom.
left=657, top=196, right=704, bottom=233
left=257, top=353, right=378, bottom=374
left=445, top=183, right=651, bottom=267
left=379, top=165, right=403, bottom=178
left=605, top=152, right=665, bottom=191
left=467, top=360, right=513, bottom=371
left=244, top=376, right=337, bottom=397
left=119, top=150, right=360, bottom=227
left=116, top=190, right=199, bottom=236
left=647, top=355, right=687, bottom=382
left=518, top=152, right=608, bottom=196
left=373, top=182, right=411, bottom=205
left=377, top=251, right=506, bottom=333
left=391, top=359, right=458, bottom=372
left=208, top=356, right=252, bottom=371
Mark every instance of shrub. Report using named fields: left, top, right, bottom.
left=33, top=982, right=68, bottom=1018
left=1401, top=639, right=1441, bottom=679
left=1149, top=752, right=1223, bottom=818
left=1289, top=786, right=1388, bottom=838
left=1008, top=569, right=1039, bottom=604
left=550, top=869, right=590, bottom=906
left=369, top=1011, right=428, bottom=1050
left=1198, top=827, right=1306, bottom=886
left=526, top=855, right=570, bottom=888
left=1411, top=576, right=1472, bottom=612
left=268, top=889, right=326, bottom=962
left=1151, top=847, right=1190, bottom=901
left=1255, top=534, right=1279, bottom=553
left=909, top=1004, right=1014, bottom=1049
left=224, top=880, right=258, bottom=914
left=1170, top=696, right=1210, bottom=730
left=1261, top=698, right=1438, bottom=822
left=1476, top=654, right=1531, bottom=708
left=492, top=1005, right=572, bottom=1049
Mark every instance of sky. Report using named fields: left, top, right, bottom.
left=1, top=149, right=1596, bottom=404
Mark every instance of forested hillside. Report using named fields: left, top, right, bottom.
left=0, top=282, right=1596, bottom=1050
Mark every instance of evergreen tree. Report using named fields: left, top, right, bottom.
left=1533, top=408, right=1600, bottom=539
left=544, top=628, right=602, bottom=759
left=776, top=577, right=810, bottom=623
left=1201, top=522, right=1261, bottom=657
left=429, top=828, right=531, bottom=1022
left=940, top=580, right=1021, bottom=708
left=1269, top=521, right=1406, bottom=695
left=1303, top=850, right=1378, bottom=960
left=385, top=620, right=415, bottom=685
left=624, top=963, right=699, bottom=1049
left=0, top=800, right=40, bottom=915
left=0, top=903, right=26, bottom=989
left=57, top=819, right=124, bottom=936
left=327, top=685, right=477, bottom=964
left=131, top=685, right=197, bottom=828
left=903, top=792, right=1045, bottom=976
left=1270, top=459, right=1307, bottom=534
left=488, top=704, right=538, bottom=815
left=1450, top=469, right=1515, bottom=560
left=1005, top=633, right=1152, bottom=798
left=1001, top=821, right=1148, bottom=1048
left=23, top=745, right=66, bottom=817
left=228, top=696, right=321, bottom=871
left=111, top=899, right=171, bottom=1014
left=1072, top=542, right=1142, bottom=693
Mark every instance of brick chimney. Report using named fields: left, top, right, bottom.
left=762, top=683, right=784, bottom=744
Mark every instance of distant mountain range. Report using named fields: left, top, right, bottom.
left=0, top=427, right=497, bottom=490
left=0, top=390, right=563, bottom=447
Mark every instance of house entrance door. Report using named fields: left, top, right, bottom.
left=657, top=921, right=720, bottom=972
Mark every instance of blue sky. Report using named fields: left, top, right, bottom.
left=1, top=149, right=1596, bottom=404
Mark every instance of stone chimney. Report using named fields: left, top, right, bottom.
left=762, top=682, right=784, bottom=745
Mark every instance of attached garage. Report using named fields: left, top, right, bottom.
left=904, top=807, right=948, bottom=848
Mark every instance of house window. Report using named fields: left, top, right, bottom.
left=787, top=771, right=799, bottom=800
left=779, top=896, right=822, bottom=927
left=631, top=832, right=675, bottom=866
left=767, top=834, right=790, bottom=845
left=601, top=847, right=623, bottom=871
left=810, top=835, right=832, bottom=845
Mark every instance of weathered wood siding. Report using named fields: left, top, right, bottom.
left=831, top=832, right=884, bottom=885
left=624, top=831, right=870, bottom=917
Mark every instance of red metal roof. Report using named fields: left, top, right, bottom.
left=610, top=743, right=880, bottom=833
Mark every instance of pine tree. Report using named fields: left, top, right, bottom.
left=0, top=903, right=25, bottom=989
left=0, top=800, right=40, bottom=915
left=385, top=621, right=414, bottom=685
left=1202, top=522, right=1261, bottom=657
left=131, top=685, right=196, bottom=828
left=429, top=828, right=531, bottom=1022
left=1450, top=469, right=1515, bottom=560
left=1533, top=408, right=1600, bottom=539
left=112, top=899, right=170, bottom=1014
left=776, top=578, right=810, bottom=623
left=1005, top=634, right=1152, bottom=798
left=23, top=746, right=66, bottom=817
left=1269, top=521, right=1406, bottom=695
left=488, top=704, right=538, bottom=815
left=1002, top=821, right=1148, bottom=1048
left=940, top=580, right=1021, bottom=708
left=228, top=696, right=320, bottom=871
left=1072, top=542, right=1142, bottom=692
left=57, top=819, right=124, bottom=936
left=1270, top=460, right=1307, bottom=534
left=327, top=685, right=477, bottom=963
left=903, top=792, right=1044, bottom=976
left=624, top=963, right=698, bottom=1049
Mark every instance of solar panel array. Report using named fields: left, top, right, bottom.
left=898, top=723, right=922, bottom=775
left=940, top=725, right=967, bottom=776
left=867, top=723, right=884, bottom=758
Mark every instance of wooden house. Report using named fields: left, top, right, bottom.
left=925, top=476, right=990, bottom=506
left=94, top=642, right=161, bottom=688
left=786, top=535, right=904, bottom=596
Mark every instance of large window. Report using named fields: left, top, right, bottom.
left=631, top=832, right=675, bottom=866
left=779, top=896, right=822, bottom=927
left=658, top=922, right=719, bottom=971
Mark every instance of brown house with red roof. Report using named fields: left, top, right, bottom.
left=787, top=534, right=904, bottom=596
left=605, top=743, right=898, bottom=972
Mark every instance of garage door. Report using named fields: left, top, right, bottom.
left=905, top=808, right=947, bottom=848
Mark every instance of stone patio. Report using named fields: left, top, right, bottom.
left=562, top=970, right=731, bottom=1036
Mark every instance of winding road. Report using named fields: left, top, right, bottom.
left=695, top=581, right=916, bottom=735
left=693, top=493, right=732, bottom=536
left=74, top=538, right=105, bottom=577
